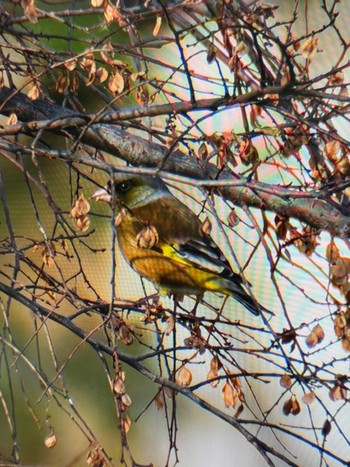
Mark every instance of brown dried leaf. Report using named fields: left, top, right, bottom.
left=306, top=324, right=325, bottom=349
left=275, top=215, right=289, bottom=240
left=335, top=153, right=350, bottom=176
left=279, top=328, right=297, bottom=344
left=249, top=104, right=263, bottom=126
left=80, top=55, right=95, bottom=73
left=341, top=281, right=350, bottom=302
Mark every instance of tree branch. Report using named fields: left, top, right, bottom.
left=0, top=87, right=349, bottom=238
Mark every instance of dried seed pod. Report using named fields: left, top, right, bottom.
left=118, top=324, right=134, bottom=345
left=228, top=208, right=240, bottom=227
left=155, top=390, right=165, bottom=410
left=114, top=208, right=127, bottom=227
left=135, top=225, right=159, bottom=249
left=280, top=374, right=292, bottom=389
left=164, top=316, right=175, bottom=335
left=70, top=194, right=90, bottom=218
left=222, top=381, right=237, bottom=408
left=199, top=217, right=212, bottom=236
left=207, top=369, right=220, bottom=388
left=322, top=419, right=331, bottom=437
left=210, top=356, right=221, bottom=372
left=176, top=366, right=193, bottom=387
left=329, top=383, right=347, bottom=401
left=121, top=393, right=132, bottom=408
left=113, top=377, right=126, bottom=395
left=75, top=215, right=90, bottom=232
left=341, top=337, right=350, bottom=352
left=283, top=396, right=301, bottom=416
left=121, top=414, right=132, bottom=434
left=306, top=324, right=325, bottom=348
left=302, top=392, right=316, bottom=405
left=326, top=239, right=340, bottom=261
left=44, top=432, right=57, bottom=449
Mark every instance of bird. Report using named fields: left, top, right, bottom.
left=91, top=173, right=271, bottom=316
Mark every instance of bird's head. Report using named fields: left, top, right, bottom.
left=91, top=173, right=169, bottom=209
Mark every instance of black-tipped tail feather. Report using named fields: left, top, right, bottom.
left=232, top=289, right=274, bottom=316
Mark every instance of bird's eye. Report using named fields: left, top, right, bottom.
left=118, top=181, right=132, bottom=192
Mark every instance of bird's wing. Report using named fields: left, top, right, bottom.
left=160, top=236, right=247, bottom=286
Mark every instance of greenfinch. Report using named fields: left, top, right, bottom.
left=91, top=174, right=271, bottom=316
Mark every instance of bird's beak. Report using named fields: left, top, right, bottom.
left=90, top=187, right=111, bottom=203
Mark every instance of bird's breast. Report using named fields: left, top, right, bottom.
left=115, top=216, right=211, bottom=294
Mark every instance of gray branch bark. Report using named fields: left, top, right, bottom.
left=0, top=87, right=349, bottom=238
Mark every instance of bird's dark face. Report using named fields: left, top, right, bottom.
left=91, top=175, right=168, bottom=209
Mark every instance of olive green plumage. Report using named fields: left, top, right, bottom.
left=92, top=174, right=271, bottom=316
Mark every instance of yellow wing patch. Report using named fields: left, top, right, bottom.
left=159, top=243, right=193, bottom=267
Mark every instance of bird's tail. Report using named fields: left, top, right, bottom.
left=217, top=277, right=274, bottom=316
left=228, top=288, right=274, bottom=316
left=205, top=277, right=274, bottom=316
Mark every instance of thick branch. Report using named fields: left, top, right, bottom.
left=0, top=87, right=349, bottom=238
